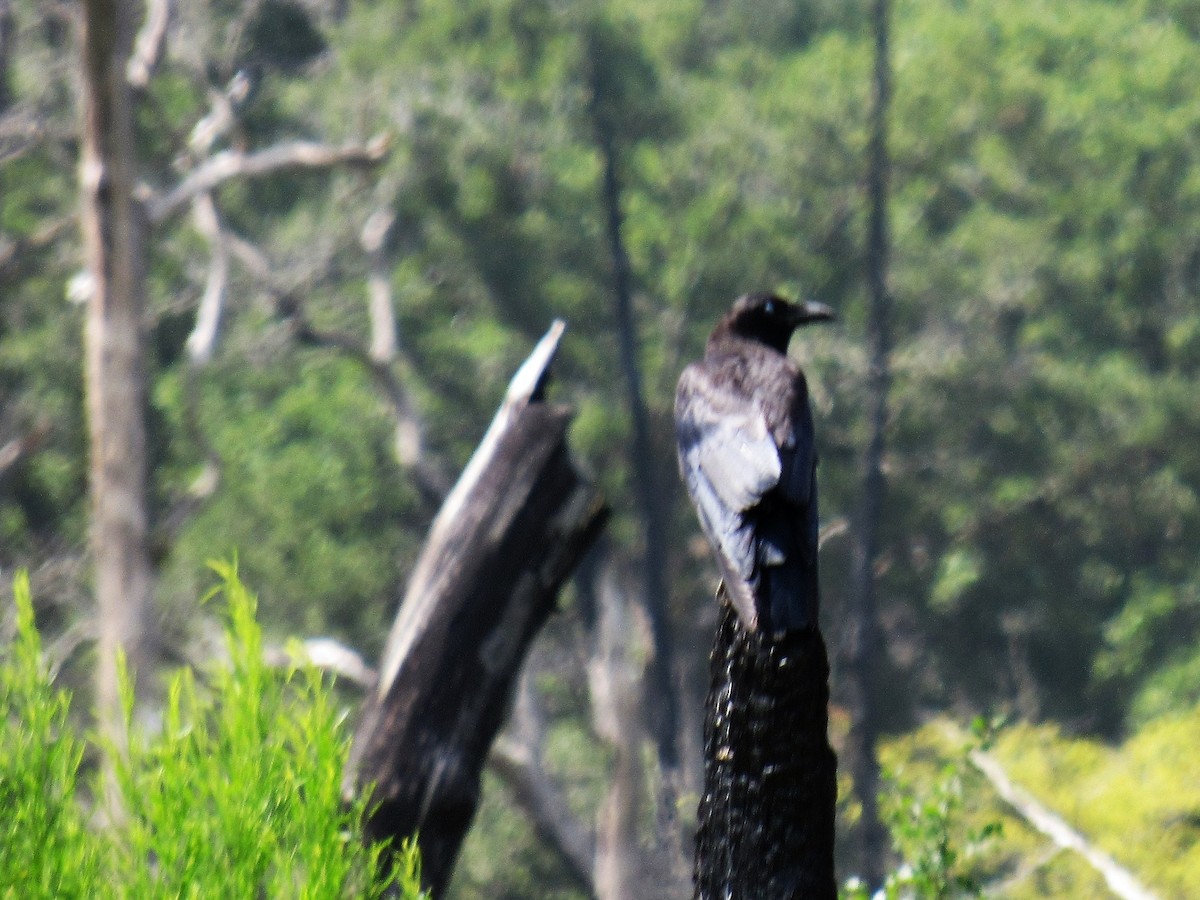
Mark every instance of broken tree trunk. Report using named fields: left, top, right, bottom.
left=343, top=321, right=608, bottom=897
left=694, top=602, right=838, bottom=899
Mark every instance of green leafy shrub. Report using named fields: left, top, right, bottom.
left=842, top=722, right=1002, bottom=900
left=0, top=565, right=423, bottom=898
left=845, top=715, right=1200, bottom=898
left=0, top=571, right=101, bottom=896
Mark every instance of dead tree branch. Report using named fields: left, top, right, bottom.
left=225, top=228, right=276, bottom=281
left=152, top=192, right=227, bottom=557
left=145, top=135, right=390, bottom=224
left=845, top=0, right=895, bottom=882
left=360, top=207, right=398, bottom=363
left=965, top=742, right=1158, bottom=900
left=343, top=322, right=608, bottom=896
left=589, top=561, right=690, bottom=899
left=264, top=637, right=378, bottom=690
left=357, top=206, right=440, bottom=475
left=80, top=0, right=157, bottom=771
left=0, top=106, right=45, bottom=166
left=126, top=0, right=169, bottom=89
left=489, top=740, right=596, bottom=893
left=187, top=70, right=255, bottom=159
left=187, top=192, right=229, bottom=363
left=210, top=216, right=451, bottom=502
left=586, top=39, right=681, bottom=794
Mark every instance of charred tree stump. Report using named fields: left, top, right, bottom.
left=343, top=322, right=608, bottom=896
left=694, top=602, right=837, bottom=899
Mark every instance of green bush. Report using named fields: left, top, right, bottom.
left=0, top=570, right=100, bottom=896
left=0, top=565, right=423, bottom=899
left=842, top=722, right=1002, bottom=900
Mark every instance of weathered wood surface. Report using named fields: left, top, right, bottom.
left=694, top=602, right=837, bottom=900
left=343, top=322, right=608, bottom=896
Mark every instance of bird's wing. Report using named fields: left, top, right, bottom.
left=776, top=395, right=815, bottom=507
left=674, top=364, right=782, bottom=630
left=675, top=365, right=781, bottom=512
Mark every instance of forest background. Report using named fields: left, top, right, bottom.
left=2, top=0, right=1200, bottom=896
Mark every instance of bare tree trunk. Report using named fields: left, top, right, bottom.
left=845, top=0, right=893, bottom=885
left=343, top=323, right=608, bottom=897
left=0, top=0, right=12, bottom=257
left=361, top=207, right=398, bottom=364
left=587, top=56, right=682, bottom=793
left=590, top=565, right=647, bottom=900
left=79, top=0, right=155, bottom=747
left=0, top=0, right=12, bottom=116
left=693, top=603, right=837, bottom=899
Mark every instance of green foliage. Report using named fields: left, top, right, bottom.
left=875, top=774, right=989, bottom=898
left=0, top=571, right=101, bottom=897
left=242, top=1, right=328, bottom=74
left=995, top=711, right=1200, bottom=898
left=156, top=356, right=422, bottom=651
left=450, top=772, right=589, bottom=900
left=861, top=0, right=1200, bottom=727
left=842, top=723, right=1002, bottom=899
left=853, top=715, right=1200, bottom=897
left=109, top=560, right=417, bottom=898
left=0, top=568, right=423, bottom=898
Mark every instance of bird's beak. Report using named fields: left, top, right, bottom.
left=792, top=300, right=836, bottom=326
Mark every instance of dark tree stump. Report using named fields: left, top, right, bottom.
left=694, top=602, right=838, bottom=899
left=343, top=323, right=608, bottom=896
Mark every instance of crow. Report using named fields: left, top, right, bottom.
left=674, top=292, right=834, bottom=634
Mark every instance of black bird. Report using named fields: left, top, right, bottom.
left=675, top=292, right=834, bottom=634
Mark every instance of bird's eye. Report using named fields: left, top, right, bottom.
left=764, top=300, right=776, bottom=316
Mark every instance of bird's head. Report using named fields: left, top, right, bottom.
left=717, top=292, right=836, bottom=354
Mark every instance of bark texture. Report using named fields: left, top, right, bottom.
left=694, top=603, right=837, bottom=900
left=79, top=0, right=155, bottom=742
left=343, top=323, right=607, bottom=897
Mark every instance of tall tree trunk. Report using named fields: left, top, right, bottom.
left=588, top=68, right=682, bottom=789
left=846, top=0, right=893, bottom=886
left=361, top=207, right=399, bottom=364
left=79, top=0, right=155, bottom=746
left=0, top=0, right=12, bottom=116
left=590, top=563, right=648, bottom=900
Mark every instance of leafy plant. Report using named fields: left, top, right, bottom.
left=0, top=571, right=101, bottom=896
left=842, top=722, right=1003, bottom=900
left=0, top=565, right=423, bottom=898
